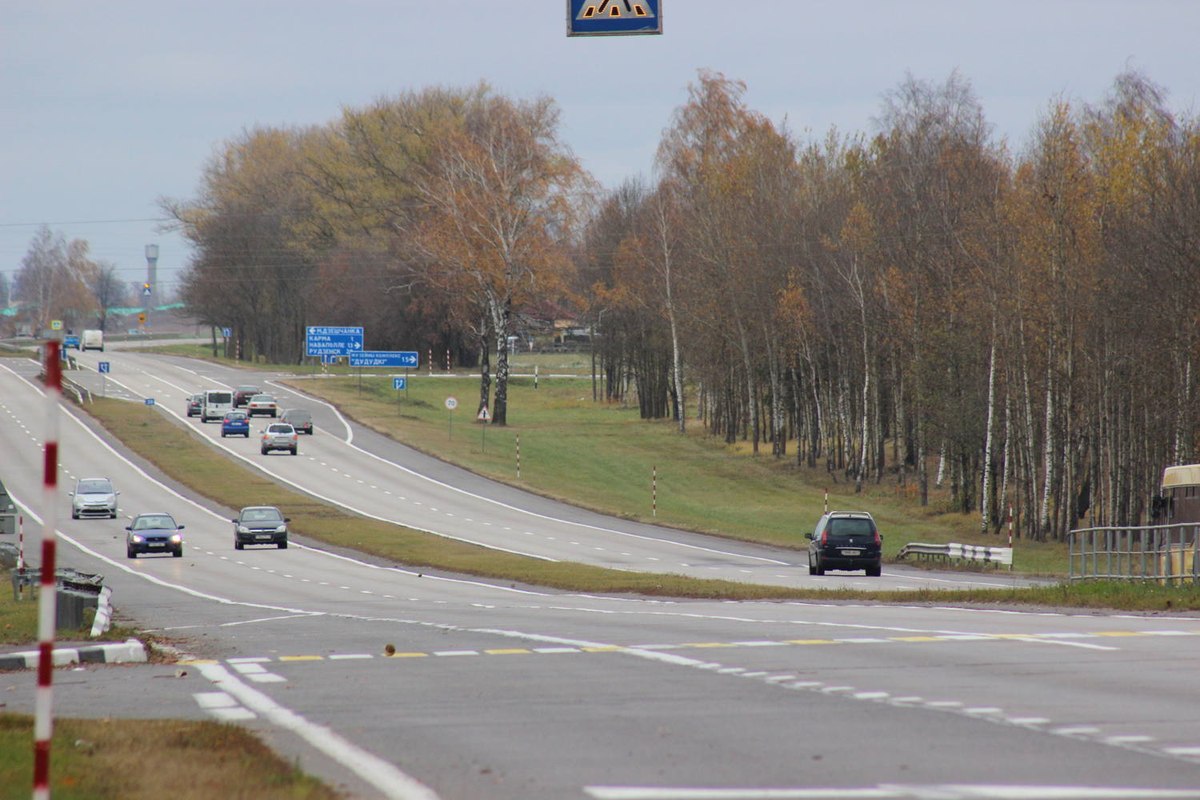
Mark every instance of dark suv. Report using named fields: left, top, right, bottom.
left=806, top=511, right=882, bottom=576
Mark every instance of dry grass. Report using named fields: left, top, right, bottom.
left=0, top=715, right=341, bottom=800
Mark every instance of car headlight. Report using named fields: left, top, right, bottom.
left=275, top=525, right=287, bottom=533
left=237, top=525, right=251, bottom=534
left=130, top=534, right=144, bottom=543
left=169, top=534, right=182, bottom=544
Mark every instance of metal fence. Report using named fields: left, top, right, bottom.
left=1068, top=524, right=1200, bottom=582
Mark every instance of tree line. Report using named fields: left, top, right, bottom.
left=161, top=70, right=1199, bottom=540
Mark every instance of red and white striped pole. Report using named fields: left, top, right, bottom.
left=34, top=339, right=62, bottom=800
left=1008, top=505, right=1015, bottom=572
left=515, top=433, right=521, bottom=480
left=427, top=349, right=433, bottom=375
left=18, top=513, right=25, bottom=574
left=652, top=465, right=657, bottom=518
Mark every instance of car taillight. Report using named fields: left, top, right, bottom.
left=820, top=529, right=828, bottom=545
left=873, top=528, right=881, bottom=545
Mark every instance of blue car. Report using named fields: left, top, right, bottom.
left=220, top=410, right=250, bottom=438
left=126, top=512, right=184, bottom=558
left=63, top=335, right=81, bottom=349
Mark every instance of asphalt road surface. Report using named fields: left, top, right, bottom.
left=3, top=349, right=1200, bottom=800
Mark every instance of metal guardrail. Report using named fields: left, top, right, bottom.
left=897, top=542, right=1014, bottom=567
left=9, top=568, right=105, bottom=629
left=1068, top=524, right=1200, bottom=582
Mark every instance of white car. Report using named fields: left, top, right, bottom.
left=260, top=422, right=298, bottom=455
left=246, top=394, right=278, bottom=417
left=70, top=477, right=119, bottom=519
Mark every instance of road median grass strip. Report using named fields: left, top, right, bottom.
left=74, top=395, right=1200, bottom=609
left=0, top=714, right=339, bottom=800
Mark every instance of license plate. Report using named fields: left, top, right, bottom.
left=256, top=534, right=272, bottom=540
left=148, top=542, right=166, bottom=548
left=841, top=549, right=861, bottom=556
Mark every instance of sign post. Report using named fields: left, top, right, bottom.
left=445, top=396, right=457, bottom=440
left=98, top=361, right=110, bottom=397
left=393, top=377, right=407, bottom=414
left=477, top=405, right=490, bottom=452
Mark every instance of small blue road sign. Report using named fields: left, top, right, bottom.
left=305, top=326, right=364, bottom=357
left=222, top=327, right=232, bottom=338
left=567, top=0, right=661, bottom=36
left=98, top=362, right=110, bottom=374
left=349, top=350, right=419, bottom=369
left=144, top=398, right=155, bottom=406
left=392, top=377, right=407, bottom=391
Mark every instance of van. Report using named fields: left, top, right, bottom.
left=81, top=329, right=104, bottom=351
left=201, top=389, right=234, bottom=422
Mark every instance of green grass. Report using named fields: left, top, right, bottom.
left=0, top=715, right=340, bottom=800
left=282, top=373, right=1068, bottom=574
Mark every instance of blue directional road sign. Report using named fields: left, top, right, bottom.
left=144, top=398, right=155, bottom=406
left=306, top=326, right=364, bottom=357
left=349, top=350, right=419, bottom=369
left=567, top=0, right=661, bottom=36
left=392, top=377, right=407, bottom=391
left=222, top=327, right=232, bottom=338
left=98, top=362, right=110, bottom=374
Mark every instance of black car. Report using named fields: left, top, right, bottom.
left=126, top=513, right=185, bottom=558
left=233, top=505, right=290, bottom=550
left=186, top=393, right=203, bottom=417
left=280, top=408, right=313, bottom=435
left=806, top=511, right=882, bottom=576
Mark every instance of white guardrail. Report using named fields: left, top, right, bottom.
left=897, top=542, right=1013, bottom=567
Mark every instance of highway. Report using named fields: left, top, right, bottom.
left=4, top=347, right=1200, bottom=799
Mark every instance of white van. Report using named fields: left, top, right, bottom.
left=82, top=329, right=104, bottom=351
left=201, top=389, right=234, bottom=422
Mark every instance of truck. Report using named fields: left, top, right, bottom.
left=81, top=329, right=104, bottom=352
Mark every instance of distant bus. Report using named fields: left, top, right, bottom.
left=1160, top=465, right=1200, bottom=525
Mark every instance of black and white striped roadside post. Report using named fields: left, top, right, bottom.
left=34, top=339, right=62, bottom=799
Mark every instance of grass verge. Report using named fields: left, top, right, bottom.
left=77, top=395, right=1200, bottom=610
left=0, top=715, right=340, bottom=800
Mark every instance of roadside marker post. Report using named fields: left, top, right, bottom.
left=33, top=340, right=62, bottom=800
left=516, top=433, right=521, bottom=480
left=652, top=465, right=657, bottom=518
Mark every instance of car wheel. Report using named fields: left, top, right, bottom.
left=271, top=411, right=277, bottom=418
left=110, top=511, right=118, bottom=519
left=866, top=564, right=882, bottom=577
left=278, top=539, right=288, bottom=549
left=290, top=447, right=297, bottom=455
left=235, top=539, right=244, bottom=551
left=173, top=547, right=183, bottom=558
left=126, top=547, right=136, bottom=559
left=808, top=560, right=816, bottom=576
left=813, top=558, right=825, bottom=576
left=221, top=432, right=226, bottom=438
left=244, top=432, right=250, bottom=438
left=261, top=447, right=268, bottom=455
left=72, top=511, right=79, bottom=520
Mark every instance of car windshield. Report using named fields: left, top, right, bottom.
left=827, top=518, right=875, bottom=536
left=252, top=395, right=274, bottom=402
left=133, top=515, right=174, bottom=530
left=268, top=425, right=292, bottom=433
left=243, top=508, right=282, bottom=523
left=225, top=412, right=246, bottom=420
left=77, top=480, right=112, bottom=494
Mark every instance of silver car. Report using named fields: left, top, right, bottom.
left=70, top=477, right=119, bottom=519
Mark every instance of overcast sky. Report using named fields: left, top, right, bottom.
left=3, top=1, right=1197, bottom=296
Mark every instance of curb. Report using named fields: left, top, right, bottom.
left=0, top=639, right=147, bottom=672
